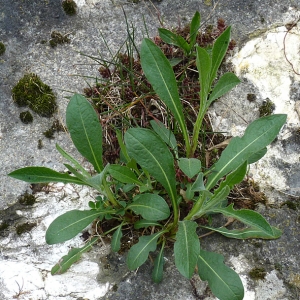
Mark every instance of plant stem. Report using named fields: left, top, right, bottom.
left=184, top=192, right=205, bottom=220
left=102, top=180, right=120, bottom=207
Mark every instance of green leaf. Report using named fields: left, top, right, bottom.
left=111, top=225, right=123, bottom=252
left=210, top=27, right=231, bottom=87
left=208, top=73, right=240, bottom=104
left=189, top=11, right=200, bottom=50
left=152, top=241, right=165, bottom=283
left=200, top=225, right=282, bottom=239
left=127, top=193, right=170, bottom=221
left=46, top=210, right=105, bottom=244
left=158, top=28, right=190, bottom=54
left=197, top=249, right=244, bottom=300
left=196, top=46, right=212, bottom=99
left=169, top=57, right=182, bottom=67
left=206, top=114, right=287, bottom=189
left=134, top=219, right=163, bottom=229
left=8, top=167, right=85, bottom=185
left=140, top=39, right=189, bottom=148
left=51, top=237, right=98, bottom=275
left=210, top=204, right=274, bottom=236
left=202, top=185, right=230, bottom=212
left=126, top=232, right=163, bottom=270
left=66, top=94, right=103, bottom=172
left=216, top=161, right=248, bottom=193
left=116, top=129, right=131, bottom=163
left=247, top=147, right=267, bottom=164
left=108, top=165, right=141, bottom=184
left=191, top=173, right=205, bottom=192
left=125, top=128, right=177, bottom=202
left=178, top=158, right=201, bottom=178
left=56, top=144, right=90, bottom=177
left=150, top=120, right=178, bottom=159
left=174, top=220, right=200, bottom=278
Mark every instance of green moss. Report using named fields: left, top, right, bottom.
left=16, top=222, right=37, bottom=235
left=0, top=42, right=6, bottom=55
left=18, top=192, right=36, bottom=206
left=43, top=128, right=55, bottom=139
left=62, top=0, right=77, bottom=15
left=247, top=93, right=256, bottom=102
left=0, top=222, right=9, bottom=231
left=249, top=267, right=267, bottom=280
left=49, top=31, right=70, bottom=48
left=43, top=119, right=65, bottom=139
left=12, top=73, right=57, bottom=117
left=281, top=201, right=297, bottom=210
left=19, top=111, right=33, bottom=124
left=259, top=98, right=275, bottom=117
left=38, top=139, right=43, bottom=149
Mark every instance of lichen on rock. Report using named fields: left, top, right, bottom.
left=12, top=73, right=57, bottom=117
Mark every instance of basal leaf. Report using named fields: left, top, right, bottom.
left=152, top=242, right=165, bottom=283
left=197, top=249, right=244, bottom=300
left=125, top=128, right=177, bottom=202
left=247, top=147, right=267, bottom=164
left=108, top=165, right=141, bottom=185
left=126, top=232, right=163, bottom=270
left=150, top=120, right=178, bottom=159
left=111, top=225, right=123, bottom=252
left=46, top=210, right=105, bottom=244
left=174, top=220, right=200, bottom=278
left=51, top=237, right=98, bottom=275
left=191, top=173, right=205, bottom=192
left=206, top=114, right=287, bottom=189
left=210, top=27, right=231, bottom=87
left=189, top=11, right=200, bottom=50
left=210, top=204, right=274, bottom=236
left=140, top=39, right=189, bottom=147
left=200, top=225, right=282, bottom=239
left=178, top=158, right=201, bottom=178
left=8, top=167, right=85, bottom=185
left=66, top=94, right=103, bottom=173
left=128, top=193, right=170, bottom=221
left=208, top=72, right=240, bottom=104
left=202, top=185, right=230, bottom=212
left=134, top=219, right=163, bottom=229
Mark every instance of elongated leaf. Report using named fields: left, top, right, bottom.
left=210, top=204, right=273, bottom=236
left=46, top=210, right=105, bottom=244
left=116, top=129, right=131, bottom=163
left=152, top=242, right=165, bottom=283
left=66, top=94, right=103, bottom=172
left=111, top=225, right=123, bottom=252
left=202, top=185, right=230, bottom=212
left=196, top=46, right=212, bottom=99
left=108, top=165, right=141, bottom=185
left=126, top=232, right=163, bottom=270
left=197, top=249, right=244, bottom=300
left=125, top=128, right=177, bottom=202
left=140, top=39, right=188, bottom=145
left=56, top=144, right=90, bottom=177
left=134, top=219, right=162, bottom=229
left=206, top=114, right=287, bottom=189
left=51, top=237, right=98, bottom=275
left=158, top=28, right=190, bottom=54
left=189, top=11, right=200, bottom=50
left=128, top=193, right=170, bottom=221
left=210, top=27, right=231, bottom=87
left=208, top=73, right=240, bottom=104
left=8, top=167, right=85, bottom=185
left=247, top=147, right=267, bottom=164
left=174, top=220, right=200, bottom=278
left=216, top=161, right=247, bottom=193
left=85, top=164, right=109, bottom=188
left=150, top=120, right=178, bottom=158
left=178, top=158, right=201, bottom=178
left=200, top=225, right=282, bottom=239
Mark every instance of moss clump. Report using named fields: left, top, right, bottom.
left=62, top=0, right=77, bottom=15
left=19, top=111, right=33, bottom=124
left=38, top=139, right=43, bottom=149
left=18, top=192, right=36, bottom=206
left=43, top=119, right=65, bottom=139
left=12, top=73, right=57, bottom=117
left=247, top=93, right=256, bottom=102
left=249, top=267, right=267, bottom=280
left=16, top=222, right=37, bottom=235
left=0, top=42, right=6, bottom=55
left=49, top=31, right=71, bottom=48
left=259, top=98, right=275, bottom=117
left=0, top=222, right=9, bottom=231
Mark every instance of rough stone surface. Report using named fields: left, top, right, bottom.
left=0, top=0, right=300, bottom=299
